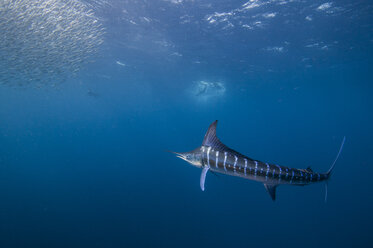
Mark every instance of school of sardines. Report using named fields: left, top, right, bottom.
left=0, top=0, right=105, bottom=87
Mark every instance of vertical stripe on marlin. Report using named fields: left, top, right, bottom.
left=244, top=159, right=248, bottom=175
left=215, top=151, right=219, bottom=168
left=265, top=163, right=269, bottom=181
left=201, top=146, right=205, bottom=165
left=277, top=165, right=282, bottom=182
left=254, top=161, right=258, bottom=177
left=233, top=156, right=238, bottom=172
left=206, top=147, right=211, bottom=167
left=223, top=152, right=227, bottom=172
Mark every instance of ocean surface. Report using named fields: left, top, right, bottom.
left=0, top=0, right=372, bottom=247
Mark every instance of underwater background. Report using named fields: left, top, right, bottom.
left=0, top=0, right=372, bottom=247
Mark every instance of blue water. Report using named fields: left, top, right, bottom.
left=0, top=1, right=372, bottom=247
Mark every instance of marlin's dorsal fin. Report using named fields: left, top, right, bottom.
left=264, top=184, right=277, bottom=201
left=200, top=167, right=209, bottom=191
left=202, top=121, right=254, bottom=160
left=202, top=120, right=222, bottom=147
left=306, top=166, right=313, bottom=173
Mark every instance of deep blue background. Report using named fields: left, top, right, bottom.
left=0, top=1, right=372, bottom=247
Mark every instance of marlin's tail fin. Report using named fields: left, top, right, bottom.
left=326, top=136, right=346, bottom=177
left=324, top=136, right=346, bottom=202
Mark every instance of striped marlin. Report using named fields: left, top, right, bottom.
left=171, top=120, right=345, bottom=201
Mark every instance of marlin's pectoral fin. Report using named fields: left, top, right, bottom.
left=200, top=167, right=209, bottom=191
left=264, top=184, right=277, bottom=201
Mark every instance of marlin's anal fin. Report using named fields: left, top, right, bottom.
left=264, top=184, right=277, bottom=201
left=200, top=167, right=209, bottom=191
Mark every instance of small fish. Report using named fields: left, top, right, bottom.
left=116, top=61, right=126, bottom=67
left=87, top=89, right=99, bottom=98
left=170, top=120, right=345, bottom=201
